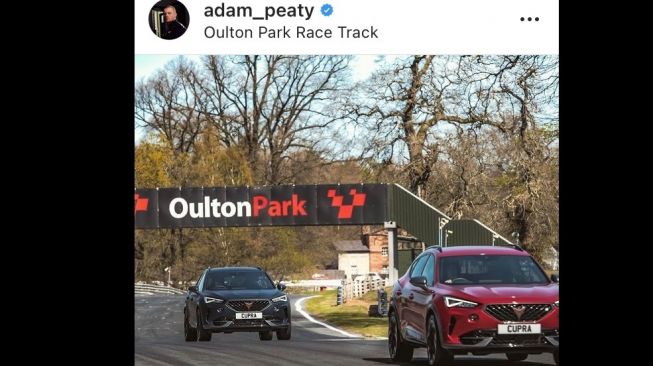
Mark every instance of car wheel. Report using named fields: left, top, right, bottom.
left=259, top=331, right=273, bottom=341
left=184, top=308, right=198, bottom=341
left=388, top=310, right=414, bottom=362
left=426, top=315, right=452, bottom=366
left=554, top=351, right=559, bottom=365
left=196, top=309, right=212, bottom=341
left=277, top=321, right=291, bottom=340
left=506, top=353, right=528, bottom=362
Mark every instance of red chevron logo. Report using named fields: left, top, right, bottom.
left=134, top=194, right=149, bottom=215
left=327, top=189, right=366, bottom=219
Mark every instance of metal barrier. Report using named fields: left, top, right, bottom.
left=135, top=283, right=186, bottom=295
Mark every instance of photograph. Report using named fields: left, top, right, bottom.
left=149, top=0, right=189, bottom=40
left=134, top=54, right=559, bottom=366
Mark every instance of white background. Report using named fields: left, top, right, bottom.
left=136, top=0, right=558, bottom=54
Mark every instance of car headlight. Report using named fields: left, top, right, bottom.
left=205, top=296, right=224, bottom=304
left=444, top=296, right=478, bottom=308
left=554, top=300, right=559, bottom=308
left=272, top=295, right=288, bottom=302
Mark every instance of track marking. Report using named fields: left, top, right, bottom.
left=294, top=296, right=361, bottom=338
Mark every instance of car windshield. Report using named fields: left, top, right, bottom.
left=204, top=271, right=276, bottom=290
left=439, top=255, right=549, bottom=285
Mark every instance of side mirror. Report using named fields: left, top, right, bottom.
left=277, top=283, right=286, bottom=291
left=188, top=285, right=198, bottom=292
left=410, top=276, right=428, bottom=287
left=550, top=274, right=559, bottom=283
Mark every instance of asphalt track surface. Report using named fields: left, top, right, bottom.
left=135, top=294, right=556, bottom=366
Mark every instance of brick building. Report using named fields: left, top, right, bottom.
left=334, top=228, right=390, bottom=280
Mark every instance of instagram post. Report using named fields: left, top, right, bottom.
left=135, top=1, right=558, bottom=365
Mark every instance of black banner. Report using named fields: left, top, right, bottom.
left=135, top=184, right=388, bottom=229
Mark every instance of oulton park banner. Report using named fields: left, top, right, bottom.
left=135, top=184, right=388, bottom=229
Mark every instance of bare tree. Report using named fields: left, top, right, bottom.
left=353, top=55, right=558, bottom=255
left=135, top=57, right=206, bottom=154
left=199, top=55, right=351, bottom=184
left=448, top=56, right=558, bottom=251
left=352, top=55, right=557, bottom=195
left=349, top=56, right=437, bottom=196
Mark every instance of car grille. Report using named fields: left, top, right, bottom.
left=491, top=334, right=549, bottom=346
left=212, top=315, right=279, bottom=327
left=460, top=330, right=558, bottom=347
left=485, top=304, right=552, bottom=321
left=227, top=300, right=270, bottom=311
left=232, top=319, right=267, bottom=327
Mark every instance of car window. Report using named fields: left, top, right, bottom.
left=410, top=255, right=429, bottom=279
left=264, top=272, right=277, bottom=286
left=197, top=270, right=207, bottom=290
left=421, top=254, right=435, bottom=286
left=206, top=271, right=275, bottom=290
left=439, top=255, right=548, bottom=285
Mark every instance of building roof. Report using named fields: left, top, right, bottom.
left=333, top=240, right=369, bottom=252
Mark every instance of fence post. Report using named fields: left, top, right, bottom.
left=377, top=288, right=388, bottom=316
left=337, top=285, right=344, bottom=306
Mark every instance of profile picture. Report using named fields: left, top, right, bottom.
left=149, top=1, right=189, bottom=40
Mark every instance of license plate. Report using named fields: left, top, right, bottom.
left=498, top=323, right=541, bottom=334
left=236, top=312, right=263, bottom=319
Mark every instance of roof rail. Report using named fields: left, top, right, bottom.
left=426, top=245, right=443, bottom=253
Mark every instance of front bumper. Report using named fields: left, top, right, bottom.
left=200, top=300, right=290, bottom=333
left=445, top=328, right=559, bottom=351
left=438, top=303, right=559, bottom=352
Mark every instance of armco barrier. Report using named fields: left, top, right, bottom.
left=135, top=283, right=186, bottom=295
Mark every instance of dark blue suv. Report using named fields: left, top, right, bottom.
left=184, top=267, right=291, bottom=341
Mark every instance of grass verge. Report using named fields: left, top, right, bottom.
left=302, top=288, right=391, bottom=338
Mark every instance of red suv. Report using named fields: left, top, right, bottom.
left=388, top=245, right=559, bottom=365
